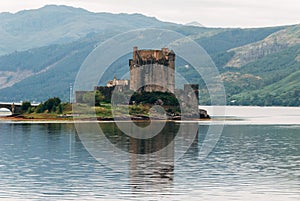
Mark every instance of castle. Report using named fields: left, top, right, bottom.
left=75, top=47, right=202, bottom=117
left=76, top=47, right=177, bottom=102
left=129, top=47, right=175, bottom=93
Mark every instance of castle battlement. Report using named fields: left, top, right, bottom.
left=129, top=47, right=175, bottom=93
left=130, top=47, right=175, bottom=69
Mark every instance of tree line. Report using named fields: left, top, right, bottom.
left=21, top=97, right=64, bottom=114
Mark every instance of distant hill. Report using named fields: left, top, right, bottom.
left=0, top=5, right=177, bottom=55
left=226, top=25, right=300, bottom=67
left=231, top=70, right=300, bottom=106
left=0, top=39, right=95, bottom=101
left=185, top=21, right=204, bottom=27
left=0, top=5, right=299, bottom=106
left=226, top=44, right=300, bottom=105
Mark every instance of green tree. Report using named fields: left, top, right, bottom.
left=21, top=101, right=31, bottom=112
left=57, top=104, right=63, bottom=114
left=95, top=90, right=104, bottom=106
left=44, top=97, right=61, bottom=112
left=35, top=103, right=45, bottom=113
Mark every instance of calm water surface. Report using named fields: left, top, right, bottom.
left=0, top=107, right=299, bottom=200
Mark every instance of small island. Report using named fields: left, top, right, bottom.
left=0, top=95, right=209, bottom=121
left=1, top=47, right=210, bottom=121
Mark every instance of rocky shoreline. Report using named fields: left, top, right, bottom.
left=0, top=109, right=210, bottom=122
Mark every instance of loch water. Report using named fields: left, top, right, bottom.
left=0, top=107, right=299, bottom=200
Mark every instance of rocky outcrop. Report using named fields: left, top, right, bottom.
left=226, top=25, right=300, bottom=67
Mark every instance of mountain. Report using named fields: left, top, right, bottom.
left=231, top=69, right=300, bottom=106
left=0, top=5, right=299, bottom=106
left=222, top=44, right=300, bottom=105
left=226, top=25, right=300, bottom=67
left=0, top=5, right=177, bottom=56
left=217, top=25, right=300, bottom=106
left=0, top=38, right=95, bottom=101
left=185, top=21, right=204, bottom=27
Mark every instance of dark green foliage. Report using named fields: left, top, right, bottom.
left=21, top=101, right=31, bottom=111
left=95, top=91, right=105, bottom=106
left=35, top=103, right=45, bottom=113
left=130, top=91, right=179, bottom=106
left=44, top=97, right=61, bottom=112
left=231, top=70, right=300, bottom=106
left=95, top=87, right=115, bottom=103
left=57, top=104, right=63, bottom=114
left=34, top=97, right=64, bottom=113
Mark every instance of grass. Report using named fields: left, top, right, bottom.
left=21, top=113, right=61, bottom=119
left=21, top=102, right=182, bottom=120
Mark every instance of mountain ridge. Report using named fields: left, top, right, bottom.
left=0, top=5, right=178, bottom=55
left=0, top=5, right=299, bottom=106
left=226, top=24, right=300, bottom=67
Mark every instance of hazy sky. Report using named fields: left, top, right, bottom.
left=0, top=0, right=299, bottom=28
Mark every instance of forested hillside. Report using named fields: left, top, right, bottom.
left=0, top=5, right=299, bottom=106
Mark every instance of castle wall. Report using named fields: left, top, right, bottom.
left=175, top=84, right=199, bottom=117
left=184, top=84, right=199, bottom=104
left=130, top=64, right=174, bottom=92
left=130, top=47, right=175, bottom=93
left=75, top=91, right=93, bottom=103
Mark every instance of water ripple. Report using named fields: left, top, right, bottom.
left=0, top=123, right=299, bottom=200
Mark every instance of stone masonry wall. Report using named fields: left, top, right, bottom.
left=130, top=47, right=175, bottom=93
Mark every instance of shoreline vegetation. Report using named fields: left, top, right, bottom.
left=0, top=96, right=210, bottom=122
left=0, top=116, right=211, bottom=122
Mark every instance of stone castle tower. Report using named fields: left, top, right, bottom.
left=129, top=47, right=175, bottom=93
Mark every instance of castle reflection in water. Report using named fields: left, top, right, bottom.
left=75, top=121, right=199, bottom=191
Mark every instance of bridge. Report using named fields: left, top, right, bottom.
left=0, top=102, right=39, bottom=115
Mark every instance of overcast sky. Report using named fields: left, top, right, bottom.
left=0, top=0, right=299, bottom=28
